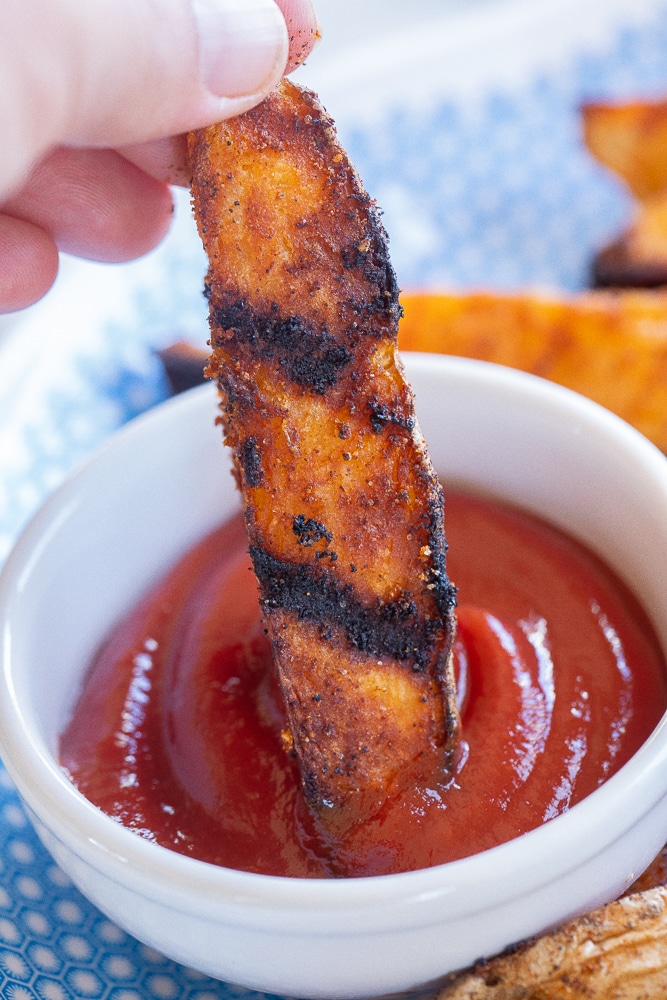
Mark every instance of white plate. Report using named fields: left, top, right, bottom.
left=2, top=2, right=667, bottom=996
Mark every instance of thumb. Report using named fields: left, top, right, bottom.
left=1, top=0, right=317, bottom=199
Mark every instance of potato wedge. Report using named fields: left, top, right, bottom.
left=582, top=98, right=667, bottom=286
left=398, top=290, right=667, bottom=451
left=188, top=81, right=459, bottom=822
left=582, top=98, right=667, bottom=199
left=434, top=843, right=667, bottom=999
left=592, top=191, right=667, bottom=288
left=436, top=884, right=667, bottom=999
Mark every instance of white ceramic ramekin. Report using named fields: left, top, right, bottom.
left=2, top=354, right=667, bottom=999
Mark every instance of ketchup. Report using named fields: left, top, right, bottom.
left=60, top=491, right=667, bottom=878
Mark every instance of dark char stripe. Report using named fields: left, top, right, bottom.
left=250, top=545, right=449, bottom=669
left=211, top=300, right=352, bottom=394
left=240, top=436, right=264, bottom=487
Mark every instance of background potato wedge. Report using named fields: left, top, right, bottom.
left=592, top=192, right=667, bottom=288
left=398, top=290, right=667, bottom=451
left=582, top=98, right=667, bottom=199
left=436, top=884, right=667, bottom=999
left=433, top=844, right=667, bottom=998
left=582, top=98, right=667, bottom=286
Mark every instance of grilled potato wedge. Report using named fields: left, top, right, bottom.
left=188, top=80, right=459, bottom=821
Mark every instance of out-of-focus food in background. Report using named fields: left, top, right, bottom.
left=583, top=98, right=667, bottom=287
left=398, top=289, right=667, bottom=452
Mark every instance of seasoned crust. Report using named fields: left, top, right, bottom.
left=188, top=79, right=458, bottom=817
left=437, top=885, right=667, bottom=999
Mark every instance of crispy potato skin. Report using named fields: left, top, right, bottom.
left=188, top=80, right=458, bottom=816
left=437, top=886, right=667, bottom=999
left=435, top=844, right=667, bottom=999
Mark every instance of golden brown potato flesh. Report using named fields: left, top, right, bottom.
left=398, top=290, right=667, bottom=454
left=188, top=80, right=458, bottom=820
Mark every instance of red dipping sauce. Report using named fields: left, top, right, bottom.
left=60, top=490, right=667, bottom=878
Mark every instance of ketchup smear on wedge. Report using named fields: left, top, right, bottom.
left=60, top=491, right=667, bottom=877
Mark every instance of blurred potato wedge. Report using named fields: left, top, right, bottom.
left=398, top=290, right=667, bottom=451
left=593, top=191, right=667, bottom=289
left=582, top=98, right=667, bottom=199
left=582, top=98, right=667, bottom=286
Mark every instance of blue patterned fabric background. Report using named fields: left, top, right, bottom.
left=3, top=3, right=667, bottom=996
left=348, top=4, right=667, bottom=291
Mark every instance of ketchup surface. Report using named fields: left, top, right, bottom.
left=60, top=491, right=667, bottom=878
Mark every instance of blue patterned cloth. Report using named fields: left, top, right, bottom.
left=348, top=4, right=667, bottom=291
left=3, top=5, right=667, bottom=996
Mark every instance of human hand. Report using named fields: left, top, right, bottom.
left=0, top=0, right=318, bottom=312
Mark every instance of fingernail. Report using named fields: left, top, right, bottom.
left=282, top=0, right=321, bottom=73
left=193, top=0, right=288, bottom=99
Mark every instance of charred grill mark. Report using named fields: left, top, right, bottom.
left=240, top=436, right=264, bottom=487
left=283, top=344, right=352, bottom=394
left=292, top=515, right=332, bottom=547
left=341, top=241, right=371, bottom=271
left=340, top=219, right=402, bottom=308
left=421, top=478, right=458, bottom=620
left=368, top=401, right=416, bottom=434
left=211, top=300, right=353, bottom=394
left=347, top=292, right=402, bottom=324
left=428, top=543, right=457, bottom=619
left=214, top=367, right=260, bottom=415
left=250, top=545, right=443, bottom=668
